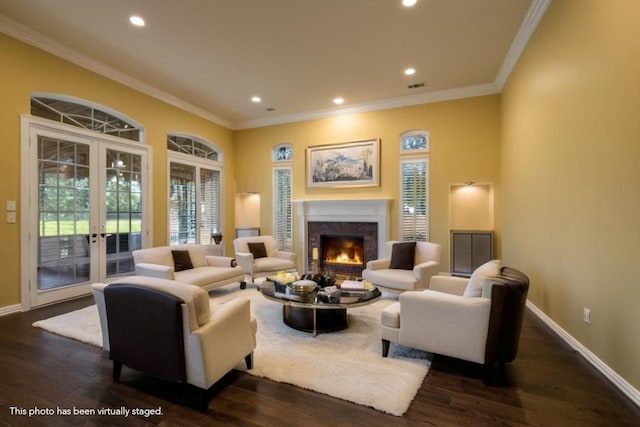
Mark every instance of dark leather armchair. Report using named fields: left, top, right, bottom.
left=92, top=277, right=257, bottom=408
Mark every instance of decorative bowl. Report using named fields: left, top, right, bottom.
left=288, top=279, right=318, bottom=294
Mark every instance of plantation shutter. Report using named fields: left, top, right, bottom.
left=169, top=163, right=196, bottom=244
left=400, top=159, right=429, bottom=241
left=200, top=168, right=220, bottom=244
left=273, top=167, right=292, bottom=251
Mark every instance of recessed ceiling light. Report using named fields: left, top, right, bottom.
left=333, top=97, right=345, bottom=105
left=402, top=0, right=418, bottom=7
left=129, top=15, right=145, bottom=27
left=404, top=67, right=416, bottom=76
left=251, top=96, right=261, bottom=103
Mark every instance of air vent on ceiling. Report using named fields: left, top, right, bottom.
left=266, top=107, right=276, bottom=112
left=407, top=82, right=425, bottom=89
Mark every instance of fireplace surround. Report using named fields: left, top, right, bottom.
left=295, top=199, right=391, bottom=276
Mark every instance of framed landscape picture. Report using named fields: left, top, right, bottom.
left=306, top=139, right=380, bottom=188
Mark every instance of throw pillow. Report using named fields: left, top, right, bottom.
left=389, top=241, right=416, bottom=270
left=247, top=242, right=268, bottom=259
left=172, top=250, right=194, bottom=272
left=463, top=259, right=502, bottom=297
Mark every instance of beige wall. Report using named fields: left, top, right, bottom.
left=233, top=95, right=502, bottom=269
left=1, top=34, right=502, bottom=311
left=450, top=184, right=494, bottom=230
left=502, top=0, right=640, bottom=389
left=0, top=34, right=236, bottom=308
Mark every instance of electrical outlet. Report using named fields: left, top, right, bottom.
left=583, top=307, right=591, bottom=324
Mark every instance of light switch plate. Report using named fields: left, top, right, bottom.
left=7, top=211, right=16, bottom=223
left=6, top=200, right=16, bottom=211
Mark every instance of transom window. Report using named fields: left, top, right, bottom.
left=31, top=95, right=143, bottom=142
left=167, top=134, right=220, bottom=161
left=273, top=144, right=293, bottom=162
left=401, top=130, right=429, bottom=152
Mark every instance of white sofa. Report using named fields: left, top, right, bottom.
left=132, top=244, right=245, bottom=291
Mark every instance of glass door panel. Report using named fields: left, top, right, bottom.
left=37, top=136, right=93, bottom=291
left=104, top=148, right=143, bottom=278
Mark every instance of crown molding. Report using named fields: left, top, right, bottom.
left=233, top=83, right=500, bottom=130
left=495, top=0, right=552, bottom=90
left=0, top=15, right=232, bottom=129
left=2, top=1, right=550, bottom=132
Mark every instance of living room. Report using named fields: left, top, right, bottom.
left=1, top=0, right=640, bottom=425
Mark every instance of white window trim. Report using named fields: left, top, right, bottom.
left=272, top=165, right=293, bottom=252
left=20, top=115, right=152, bottom=310
left=167, top=132, right=223, bottom=162
left=400, top=129, right=430, bottom=154
left=31, top=93, right=146, bottom=143
left=399, top=130, right=430, bottom=242
left=167, top=150, right=224, bottom=245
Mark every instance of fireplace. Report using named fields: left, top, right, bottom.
left=308, top=222, right=377, bottom=277
left=321, top=235, right=364, bottom=267
left=295, top=199, right=391, bottom=277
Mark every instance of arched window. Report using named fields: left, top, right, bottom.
left=399, top=130, right=430, bottom=241
left=167, top=134, right=221, bottom=161
left=23, top=95, right=149, bottom=308
left=273, top=144, right=293, bottom=162
left=273, top=144, right=293, bottom=251
left=167, top=133, right=223, bottom=245
left=31, top=94, right=143, bottom=142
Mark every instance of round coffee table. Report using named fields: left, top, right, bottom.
left=258, top=281, right=381, bottom=336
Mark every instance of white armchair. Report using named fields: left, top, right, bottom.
left=233, top=235, right=297, bottom=285
left=380, top=262, right=530, bottom=384
left=92, top=276, right=257, bottom=409
left=361, top=241, right=441, bottom=292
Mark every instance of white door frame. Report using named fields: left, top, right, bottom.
left=20, top=116, right=152, bottom=310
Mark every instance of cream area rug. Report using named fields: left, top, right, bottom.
left=33, top=286, right=430, bottom=416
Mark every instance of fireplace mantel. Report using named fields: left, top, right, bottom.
left=294, top=199, right=391, bottom=263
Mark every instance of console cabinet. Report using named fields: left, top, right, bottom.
left=450, top=230, right=493, bottom=276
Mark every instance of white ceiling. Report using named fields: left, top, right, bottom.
left=0, top=0, right=549, bottom=129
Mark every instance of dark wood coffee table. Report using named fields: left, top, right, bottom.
left=258, top=281, right=381, bottom=336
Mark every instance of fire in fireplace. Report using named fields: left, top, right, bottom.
left=321, top=235, right=364, bottom=266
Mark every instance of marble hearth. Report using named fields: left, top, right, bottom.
left=294, top=199, right=391, bottom=276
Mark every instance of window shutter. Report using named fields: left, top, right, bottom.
left=273, top=167, right=292, bottom=251
left=199, top=168, right=220, bottom=244
left=169, top=163, right=196, bottom=244
left=400, top=159, right=429, bottom=241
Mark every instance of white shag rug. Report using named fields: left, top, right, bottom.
left=33, top=287, right=430, bottom=416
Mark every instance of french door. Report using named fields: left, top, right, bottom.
left=21, top=118, right=149, bottom=308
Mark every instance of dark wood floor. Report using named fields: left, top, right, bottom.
left=1, top=296, right=639, bottom=427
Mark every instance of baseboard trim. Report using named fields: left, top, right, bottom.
left=0, top=304, right=22, bottom=317
left=526, top=300, right=640, bottom=408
